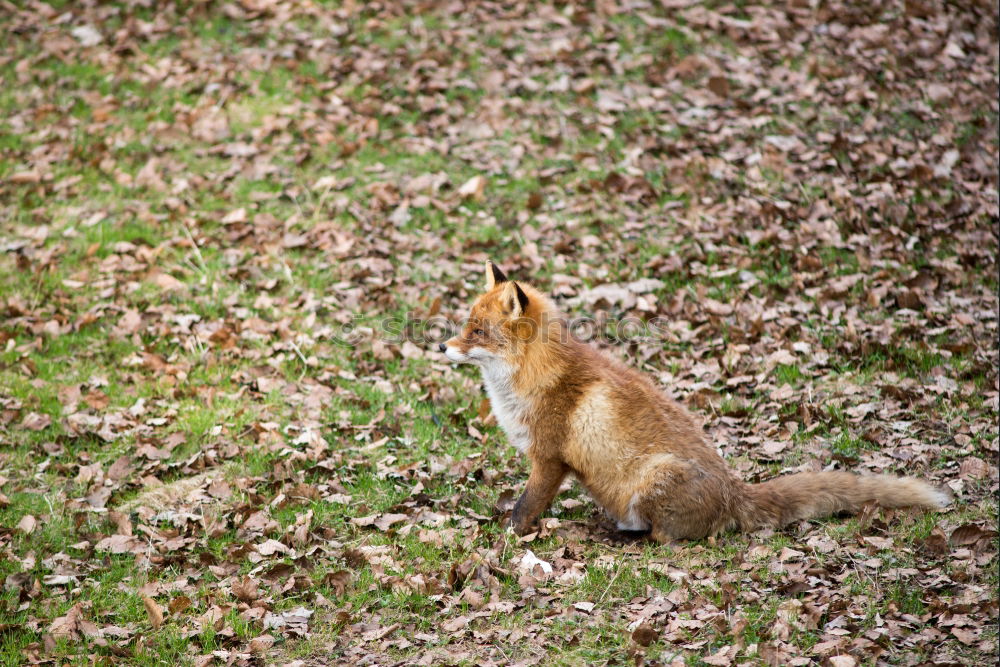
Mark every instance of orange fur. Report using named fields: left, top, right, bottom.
left=443, top=263, right=950, bottom=541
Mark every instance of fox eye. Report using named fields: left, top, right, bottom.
left=473, top=328, right=485, bottom=336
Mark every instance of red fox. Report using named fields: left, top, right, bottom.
left=441, top=262, right=951, bottom=542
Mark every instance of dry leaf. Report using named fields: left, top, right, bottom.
left=249, top=634, right=275, bottom=653
left=17, top=514, right=36, bottom=534
left=141, top=594, right=164, bottom=630
left=631, top=623, right=659, bottom=646
left=458, top=175, right=486, bottom=200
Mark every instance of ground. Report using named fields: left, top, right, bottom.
left=0, top=1, right=997, bottom=665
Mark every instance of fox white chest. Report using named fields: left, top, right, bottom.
left=480, top=361, right=532, bottom=453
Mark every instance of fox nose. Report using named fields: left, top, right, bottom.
left=438, top=343, right=447, bottom=353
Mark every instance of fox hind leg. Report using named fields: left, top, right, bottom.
left=638, top=462, right=737, bottom=542
left=649, top=526, right=684, bottom=546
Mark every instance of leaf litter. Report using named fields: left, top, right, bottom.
left=0, top=0, right=997, bottom=665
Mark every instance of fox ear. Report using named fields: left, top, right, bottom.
left=484, top=260, right=508, bottom=290
left=504, top=281, right=529, bottom=317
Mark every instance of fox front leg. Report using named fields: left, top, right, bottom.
left=510, top=460, right=568, bottom=535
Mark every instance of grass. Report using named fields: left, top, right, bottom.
left=1, top=1, right=997, bottom=665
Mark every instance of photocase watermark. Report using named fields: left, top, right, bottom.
left=330, top=312, right=679, bottom=348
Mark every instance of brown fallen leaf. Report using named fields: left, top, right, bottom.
left=631, top=623, right=659, bottom=646
left=168, top=595, right=193, bottom=615
left=256, top=539, right=290, bottom=556
left=494, top=489, right=516, bottom=515
left=896, top=288, right=925, bottom=310
left=951, top=627, right=980, bottom=645
left=17, top=514, right=36, bottom=534
left=9, top=170, right=41, bottom=184
left=702, top=645, right=736, bottom=666
left=48, top=602, right=85, bottom=640
left=113, top=310, right=142, bottom=337
left=920, top=527, right=950, bottom=555
left=83, top=389, right=109, bottom=410
left=827, top=656, right=857, bottom=667
left=374, top=513, right=408, bottom=531
left=707, top=75, right=730, bottom=98
left=702, top=299, right=733, bottom=317
left=150, top=272, right=184, bottom=291
left=263, top=607, right=313, bottom=637
left=958, top=457, right=989, bottom=479
left=221, top=207, right=247, bottom=224
left=95, top=534, right=145, bottom=554
left=440, top=615, right=470, bottom=633
left=862, top=535, right=894, bottom=550
left=950, top=524, right=994, bottom=548
left=323, top=570, right=352, bottom=597
left=141, top=594, right=163, bottom=629
left=249, top=634, right=275, bottom=654
left=106, top=455, right=132, bottom=481
left=350, top=513, right=408, bottom=531
left=21, top=412, right=51, bottom=431
left=107, top=510, right=133, bottom=536
left=458, top=175, right=486, bottom=200
left=232, top=576, right=260, bottom=602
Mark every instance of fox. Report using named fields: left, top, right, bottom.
left=440, top=261, right=951, bottom=542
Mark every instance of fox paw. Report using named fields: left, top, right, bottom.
left=508, top=518, right=535, bottom=536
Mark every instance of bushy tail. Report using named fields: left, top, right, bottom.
left=737, top=472, right=950, bottom=531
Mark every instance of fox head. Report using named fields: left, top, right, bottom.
left=439, top=261, right=549, bottom=366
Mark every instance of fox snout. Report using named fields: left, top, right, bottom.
left=439, top=340, right=468, bottom=361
